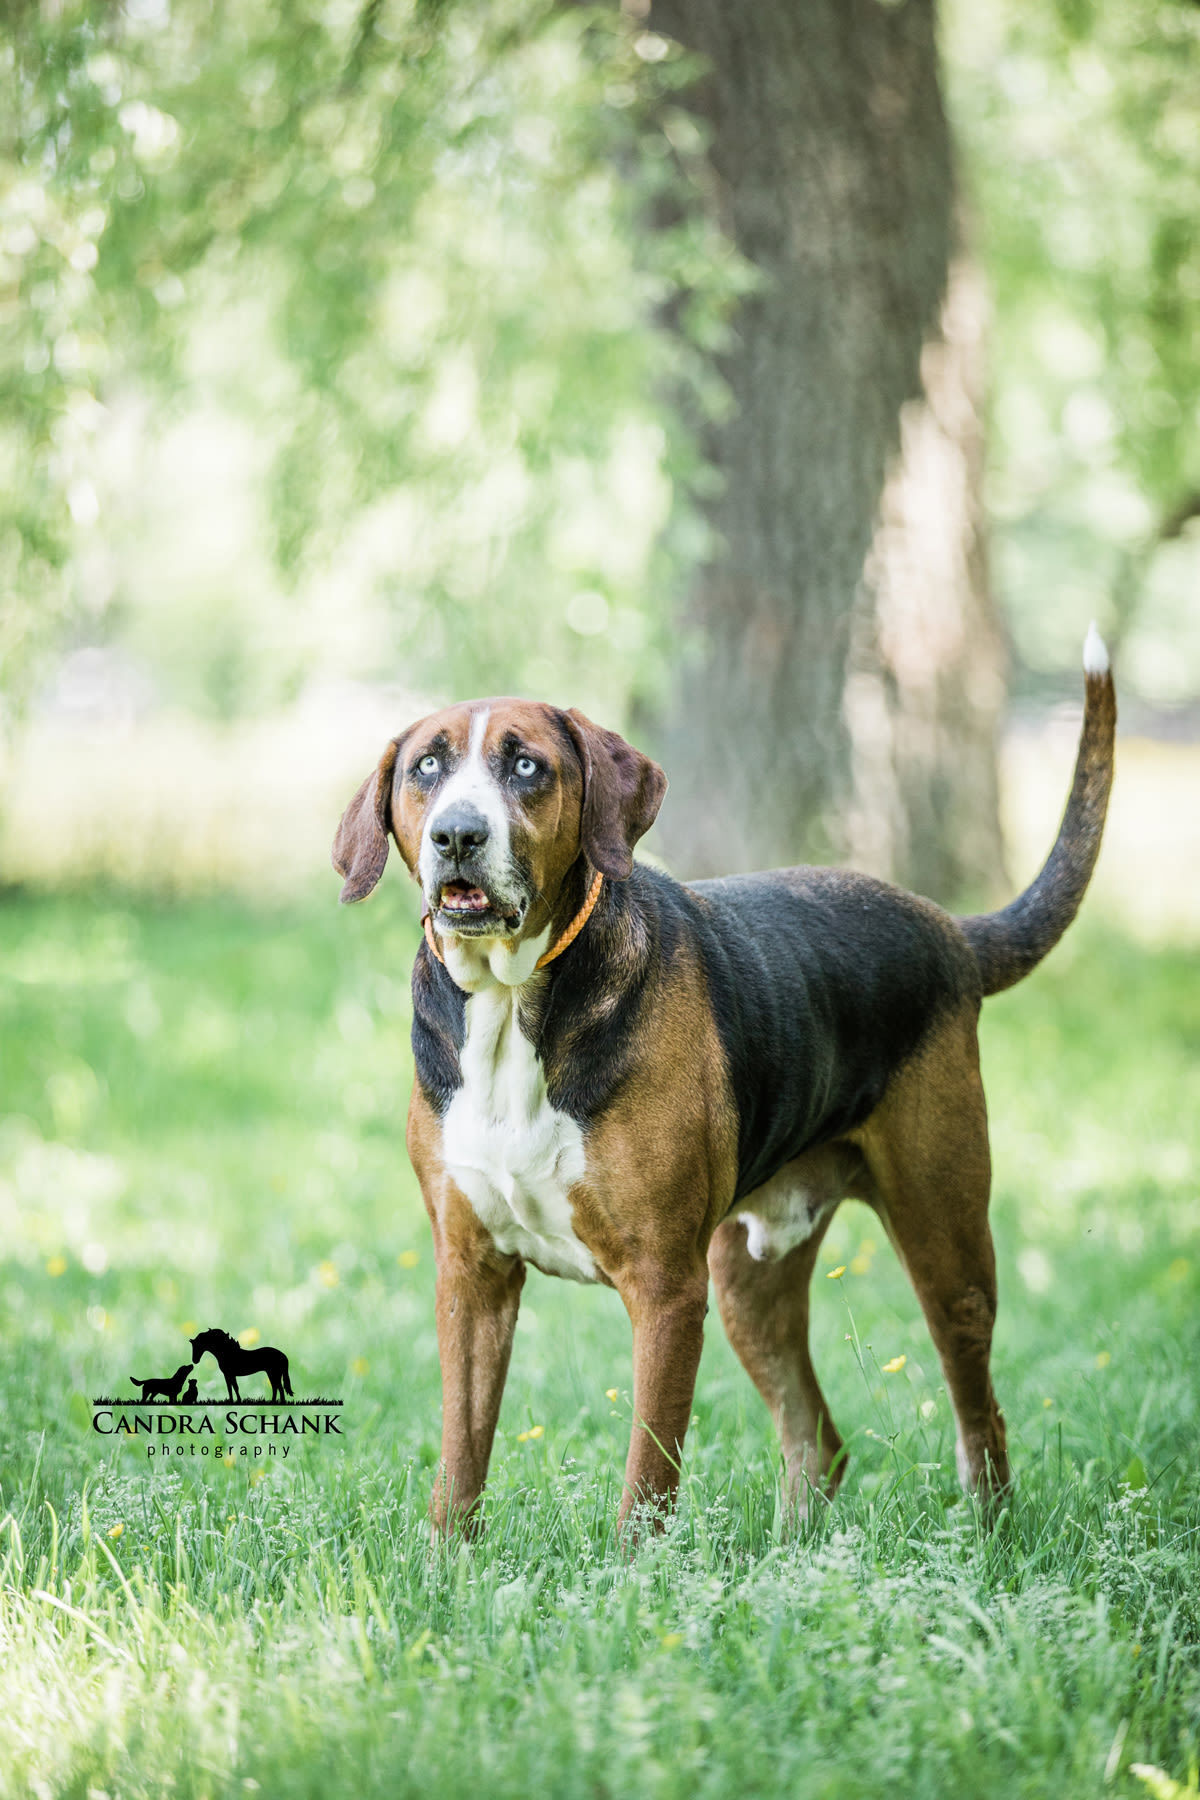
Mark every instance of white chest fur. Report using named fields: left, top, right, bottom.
left=440, top=985, right=597, bottom=1283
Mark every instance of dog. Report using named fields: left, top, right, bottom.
left=182, top=1379, right=199, bottom=1403
left=333, top=628, right=1115, bottom=1534
left=130, top=1363, right=193, bottom=1404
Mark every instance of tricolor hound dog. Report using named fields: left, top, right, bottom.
left=333, top=628, right=1115, bottom=1533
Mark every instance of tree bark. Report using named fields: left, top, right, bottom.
left=646, top=0, right=1006, bottom=902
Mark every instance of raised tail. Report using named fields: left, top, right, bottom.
left=960, top=623, right=1116, bottom=997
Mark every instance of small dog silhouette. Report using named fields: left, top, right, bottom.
left=130, top=1363, right=193, bottom=1403
left=181, top=1379, right=199, bottom=1403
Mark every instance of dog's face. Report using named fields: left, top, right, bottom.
left=399, top=701, right=586, bottom=942
left=333, top=700, right=667, bottom=952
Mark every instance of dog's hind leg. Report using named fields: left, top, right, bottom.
left=710, top=1145, right=871, bottom=1512
left=708, top=1210, right=843, bottom=1514
left=858, top=1008, right=1010, bottom=1503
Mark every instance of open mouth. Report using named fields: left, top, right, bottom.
left=437, top=881, right=524, bottom=933
left=439, top=881, right=492, bottom=916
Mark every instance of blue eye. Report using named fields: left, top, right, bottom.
left=514, top=756, right=538, bottom=779
left=418, top=754, right=439, bottom=776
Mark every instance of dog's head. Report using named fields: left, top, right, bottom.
left=174, top=1363, right=193, bottom=1381
left=332, top=700, right=665, bottom=975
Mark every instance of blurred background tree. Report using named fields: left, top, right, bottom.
left=644, top=0, right=1007, bottom=896
left=2, top=0, right=745, bottom=726
left=1, top=0, right=1198, bottom=903
left=948, top=0, right=1200, bottom=715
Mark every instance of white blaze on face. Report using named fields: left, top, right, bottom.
left=418, top=707, right=512, bottom=906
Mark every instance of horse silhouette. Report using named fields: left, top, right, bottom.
left=189, top=1328, right=293, bottom=1403
left=130, top=1363, right=193, bottom=1403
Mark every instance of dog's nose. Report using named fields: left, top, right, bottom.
left=430, top=809, right=490, bottom=863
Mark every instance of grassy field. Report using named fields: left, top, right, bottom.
left=1, top=886, right=1198, bottom=1799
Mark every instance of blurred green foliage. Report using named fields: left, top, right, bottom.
left=947, top=0, right=1200, bottom=700
left=3, top=0, right=1200, bottom=727
left=1, top=0, right=746, bottom=722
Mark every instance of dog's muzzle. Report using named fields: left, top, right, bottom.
left=425, top=806, right=527, bottom=935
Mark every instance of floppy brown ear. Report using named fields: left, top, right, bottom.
left=332, top=734, right=407, bottom=904
left=562, top=708, right=667, bottom=881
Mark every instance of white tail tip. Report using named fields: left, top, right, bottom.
left=1083, top=620, right=1109, bottom=677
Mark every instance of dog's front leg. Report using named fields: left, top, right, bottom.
left=430, top=1206, right=525, bottom=1538
left=616, top=1266, right=709, bottom=1529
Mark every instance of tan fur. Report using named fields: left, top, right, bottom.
left=412, top=926, right=739, bottom=1529
left=390, top=703, right=585, bottom=939
left=343, top=699, right=1021, bottom=1536
left=854, top=1003, right=1009, bottom=1495
left=408, top=1084, right=526, bottom=1536
left=709, top=1002, right=1009, bottom=1513
left=709, top=1142, right=874, bottom=1508
left=568, top=940, right=738, bottom=1518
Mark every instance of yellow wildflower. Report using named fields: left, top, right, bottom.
left=108, top=1522, right=124, bottom=1540
left=238, top=1327, right=260, bottom=1348
left=397, top=1250, right=420, bottom=1269
left=881, top=1355, right=907, bottom=1374
left=605, top=1388, right=618, bottom=1401
left=827, top=1265, right=846, bottom=1280
left=1044, top=1397, right=1054, bottom=1409
left=46, top=1255, right=67, bottom=1277
left=317, top=1260, right=339, bottom=1288
left=660, top=1633, right=683, bottom=1650
left=1095, top=1349, right=1112, bottom=1369
left=351, top=1357, right=369, bottom=1377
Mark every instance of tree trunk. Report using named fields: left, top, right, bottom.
left=646, top=0, right=1006, bottom=903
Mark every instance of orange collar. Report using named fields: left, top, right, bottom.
left=423, top=867, right=604, bottom=976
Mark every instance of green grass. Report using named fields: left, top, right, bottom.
left=1, top=887, right=1199, bottom=1799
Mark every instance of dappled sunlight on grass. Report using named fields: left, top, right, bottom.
left=0, top=890, right=1198, bottom=1797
